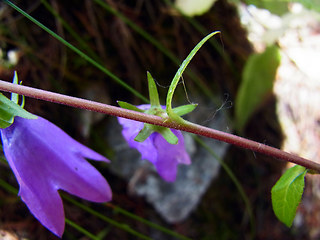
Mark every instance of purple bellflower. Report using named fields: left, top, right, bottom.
left=0, top=116, right=112, bottom=237
left=118, top=104, right=191, bottom=182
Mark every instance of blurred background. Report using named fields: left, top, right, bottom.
left=0, top=0, right=320, bottom=239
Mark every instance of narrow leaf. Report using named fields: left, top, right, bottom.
left=166, top=31, right=220, bottom=124
left=271, top=165, right=307, bottom=227
left=235, top=45, right=281, bottom=131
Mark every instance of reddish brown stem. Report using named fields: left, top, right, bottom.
left=0, top=80, right=319, bottom=172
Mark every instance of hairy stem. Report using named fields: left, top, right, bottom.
left=0, top=80, right=319, bottom=172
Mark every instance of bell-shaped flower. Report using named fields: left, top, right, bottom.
left=117, top=104, right=191, bottom=182
left=0, top=116, right=112, bottom=237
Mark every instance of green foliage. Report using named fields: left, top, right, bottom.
left=235, top=45, right=281, bottom=131
left=297, top=0, right=320, bottom=11
left=244, top=0, right=320, bottom=14
left=245, top=0, right=288, bottom=15
left=271, top=165, right=307, bottom=227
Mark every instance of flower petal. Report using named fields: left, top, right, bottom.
left=19, top=179, right=65, bottom=237
left=118, top=117, right=158, bottom=164
left=117, top=104, right=191, bottom=181
left=1, top=137, right=65, bottom=236
left=154, top=130, right=191, bottom=181
left=1, top=116, right=112, bottom=237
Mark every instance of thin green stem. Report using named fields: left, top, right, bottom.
left=194, top=136, right=255, bottom=239
left=62, top=194, right=152, bottom=240
left=0, top=178, right=18, bottom=195
left=40, top=0, right=101, bottom=62
left=0, top=80, right=319, bottom=173
left=0, top=157, right=185, bottom=239
left=105, top=203, right=192, bottom=240
left=93, top=0, right=178, bottom=65
left=3, top=0, right=148, bottom=102
left=65, top=219, right=100, bottom=240
left=0, top=179, right=100, bottom=239
left=0, top=176, right=151, bottom=240
left=93, top=0, right=215, bottom=99
left=162, top=0, right=236, bottom=75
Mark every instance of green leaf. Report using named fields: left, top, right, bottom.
left=0, top=92, right=37, bottom=128
left=117, top=101, right=144, bottom=112
left=271, top=165, right=307, bottom=227
left=235, top=45, right=281, bottom=131
left=172, top=104, right=198, bottom=116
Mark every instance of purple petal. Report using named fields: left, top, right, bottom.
left=117, top=116, right=158, bottom=164
left=19, top=179, right=65, bottom=236
left=1, top=116, right=112, bottom=237
left=154, top=130, right=191, bottom=182
left=117, top=104, right=191, bottom=181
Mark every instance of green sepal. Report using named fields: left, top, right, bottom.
left=135, top=123, right=178, bottom=145
left=11, top=71, right=26, bottom=108
left=0, top=119, right=13, bottom=129
left=0, top=92, right=37, bottom=129
left=11, top=71, right=19, bottom=104
left=147, top=71, right=161, bottom=107
left=158, top=127, right=178, bottom=145
left=134, top=124, right=154, bottom=142
left=173, top=104, right=197, bottom=116
left=271, top=165, right=307, bottom=227
left=117, top=101, right=144, bottom=113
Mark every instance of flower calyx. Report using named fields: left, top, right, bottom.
left=118, top=72, right=196, bottom=145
